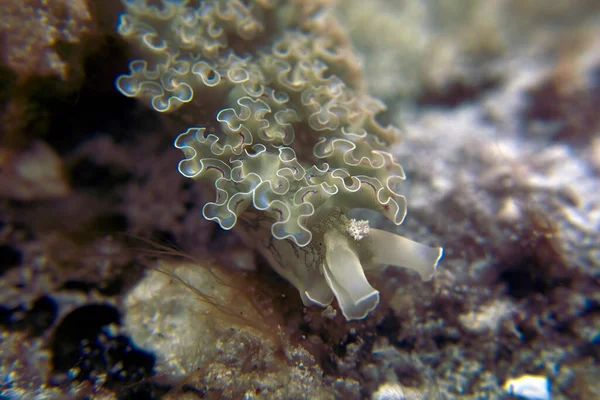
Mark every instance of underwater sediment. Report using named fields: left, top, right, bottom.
left=1, top=0, right=599, bottom=399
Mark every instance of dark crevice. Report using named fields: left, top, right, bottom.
left=0, top=295, right=58, bottom=336
left=44, top=36, right=154, bottom=153
left=0, top=244, right=22, bottom=275
left=69, top=158, right=133, bottom=192
left=51, top=304, right=157, bottom=395
left=417, top=76, right=501, bottom=108
left=523, top=64, right=600, bottom=145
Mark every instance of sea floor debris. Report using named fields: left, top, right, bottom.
left=1, top=0, right=599, bottom=399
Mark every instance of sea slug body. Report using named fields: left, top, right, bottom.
left=116, top=0, right=443, bottom=320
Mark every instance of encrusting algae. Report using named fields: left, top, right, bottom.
left=115, top=0, right=443, bottom=320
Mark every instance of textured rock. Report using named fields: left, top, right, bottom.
left=0, top=141, right=70, bottom=200
left=1, top=0, right=94, bottom=80
left=123, top=261, right=335, bottom=398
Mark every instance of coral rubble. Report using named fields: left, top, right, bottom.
left=0, top=0, right=599, bottom=399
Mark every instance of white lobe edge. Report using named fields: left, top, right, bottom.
left=369, top=228, right=443, bottom=281
left=302, top=279, right=335, bottom=307
left=323, top=230, right=380, bottom=321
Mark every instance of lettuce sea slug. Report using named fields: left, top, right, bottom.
left=115, top=0, right=443, bottom=320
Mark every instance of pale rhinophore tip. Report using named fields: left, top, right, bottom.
left=323, top=229, right=380, bottom=320
left=302, top=279, right=334, bottom=308
left=369, top=228, right=443, bottom=281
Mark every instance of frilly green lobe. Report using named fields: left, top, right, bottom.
left=118, top=0, right=442, bottom=320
